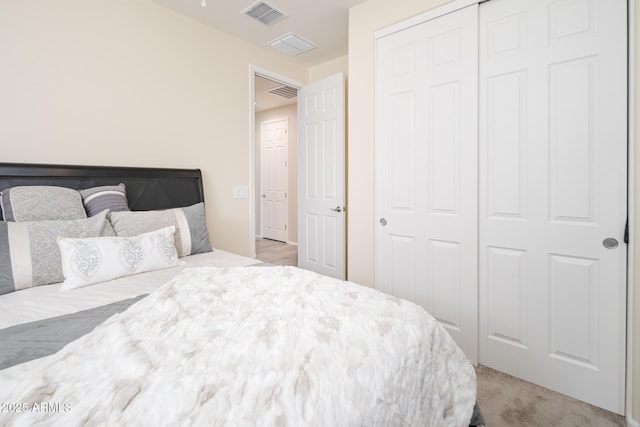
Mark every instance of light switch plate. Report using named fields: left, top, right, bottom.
left=233, top=186, right=249, bottom=199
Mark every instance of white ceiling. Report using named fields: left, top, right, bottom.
left=151, top=0, right=368, bottom=67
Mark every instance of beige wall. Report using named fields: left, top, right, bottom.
left=348, top=0, right=639, bottom=421
left=255, top=103, right=298, bottom=243
left=308, top=55, right=349, bottom=81
left=0, top=0, right=307, bottom=257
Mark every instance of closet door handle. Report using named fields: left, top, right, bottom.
left=379, top=218, right=387, bottom=226
left=330, top=206, right=343, bottom=213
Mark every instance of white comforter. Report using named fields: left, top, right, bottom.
left=0, top=266, right=476, bottom=427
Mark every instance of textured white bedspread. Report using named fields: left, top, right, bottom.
left=0, top=266, right=476, bottom=427
left=0, top=250, right=260, bottom=329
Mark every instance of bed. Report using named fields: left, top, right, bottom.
left=0, top=163, right=479, bottom=426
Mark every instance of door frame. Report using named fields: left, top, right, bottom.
left=374, top=0, right=636, bottom=419
left=627, top=0, right=637, bottom=423
left=249, top=65, right=303, bottom=258
left=260, top=116, right=289, bottom=242
left=375, top=0, right=480, bottom=39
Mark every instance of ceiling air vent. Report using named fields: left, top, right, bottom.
left=267, top=85, right=298, bottom=99
left=242, top=1, right=286, bottom=26
left=269, top=32, right=315, bottom=57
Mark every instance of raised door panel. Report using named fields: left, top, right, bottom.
left=486, top=247, right=528, bottom=349
left=389, top=92, right=416, bottom=213
left=486, top=71, right=527, bottom=219
left=549, top=254, right=599, bottom=368
left=549, top=57, right=596, bottom=223
left=428, top=82, right=460, bottom=216
left=426, top=239, right=462, bottom=332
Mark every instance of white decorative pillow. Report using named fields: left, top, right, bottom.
left=58, top=226, right=184, bottom=291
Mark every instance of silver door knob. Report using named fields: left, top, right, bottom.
left=603, top=238, right=618, bottom=249
left=379, top=218, right=387, bottom=226
left=330, top=206, right=342, bottom=213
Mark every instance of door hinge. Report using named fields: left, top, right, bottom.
left=285, top=192, right=287, bottom=198
left=285, top=224, right=287, bottom=230
left=285, top=160, right=288, bottom=167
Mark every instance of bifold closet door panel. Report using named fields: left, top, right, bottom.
left=375, top=4, right=479, bottom=363
left=478, top=0, right=627, bottom=414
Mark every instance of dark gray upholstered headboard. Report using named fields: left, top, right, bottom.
left=0, top=163, right=204, bottom=221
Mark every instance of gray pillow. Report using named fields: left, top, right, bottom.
left=108, top=202, right=212, bottom=258
left=0, top=186, right=87, bottom=222
left=0, top=210, right=110, bottom=295
left=79, top=183, right=130, bottom=217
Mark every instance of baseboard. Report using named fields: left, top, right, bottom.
left=256, top=235, right=296, bottom=246
left=628, top=413, right=640, bottom=427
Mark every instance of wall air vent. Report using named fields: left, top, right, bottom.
left=242, top=1, right=286, bottom=26
left=269, top=32, right=315, bottom=57
left=267, top=85, right=298, bottom=99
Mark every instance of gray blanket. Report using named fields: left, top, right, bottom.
left=0, top=294, right=147, bottom=370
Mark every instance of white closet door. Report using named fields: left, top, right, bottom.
left=478, top=0, right=627, bottom=413
left=376, top=5, right=478, bottom=363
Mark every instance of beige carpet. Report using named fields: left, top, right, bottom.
left=475, top=365, right=625, bottom=426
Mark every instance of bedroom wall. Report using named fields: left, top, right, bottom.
left=254, top=103, right=298, bottom=244
left=0, top=0, right=307, bottom=257
left=308, top=55, right=349, bottom=81
left=348, top=0, right=639, bottom=422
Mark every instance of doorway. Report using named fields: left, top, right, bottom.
left=250, top=68, right=302, bottom=260
left=249, top=69, right=347, bottom=278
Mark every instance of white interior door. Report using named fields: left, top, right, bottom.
left=298, top=73, right=346, bottom=279
left=478, top=0, right=627, bottom=413
left=376, top=5, right=479, bottom=363
left=261, top=118, right=289, bottom=242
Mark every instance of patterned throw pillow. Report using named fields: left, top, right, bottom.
left=58, top=226, right=184, bottom=291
